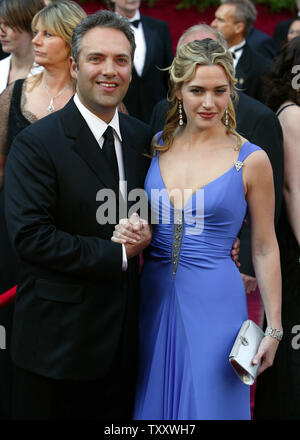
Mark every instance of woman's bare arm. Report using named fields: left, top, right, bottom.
left=278, top=105, right=300, bottom=247
left=244, top=149, right=282, bottom=374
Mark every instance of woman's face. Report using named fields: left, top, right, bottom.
left=112, top=0, right=141, bottom=18
left=287, top=20, right=300, bottom=42
left=32, top=20, right=70, bottom=67
left=176, top=64, right=230, bottom=131
left=0, top=19, right=32, bottom=55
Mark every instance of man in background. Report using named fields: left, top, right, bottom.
left=107, top=0, right=173, bottom=123
left=211, top=0, right=271, bottom=102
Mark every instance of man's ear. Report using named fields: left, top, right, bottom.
left=70, top=56, right=78, bottom=80
left=234, top=21, right=245, bottom=37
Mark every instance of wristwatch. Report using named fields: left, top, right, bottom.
left=264, top=326, right=283, bottom=342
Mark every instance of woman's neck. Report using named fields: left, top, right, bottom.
left=10, top=48, right=34, bottom=74
left=41, top=65, right=73, bottom=94
left=182, top=122, right=228, bottom=149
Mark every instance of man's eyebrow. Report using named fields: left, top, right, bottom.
left=85, top=51, right=130, bottom=58
left=115, top=53, right=131, bottom=59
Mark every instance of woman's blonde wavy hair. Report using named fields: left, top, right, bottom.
left=155, top=38, right=242, bottom=152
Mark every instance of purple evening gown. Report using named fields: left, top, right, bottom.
left=134, top=141, right=262, bottom=420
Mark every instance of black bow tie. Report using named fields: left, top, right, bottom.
left=130, top=19, right=140, bottom=28
left=231, top=44, right=246, bottom=59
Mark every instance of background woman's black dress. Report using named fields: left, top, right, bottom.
left=254, top=205, right=300, bottom=420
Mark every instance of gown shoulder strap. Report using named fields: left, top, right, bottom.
left=237, top=141, right=262, bottom=163
left=276, top=103, right=298, bottom=117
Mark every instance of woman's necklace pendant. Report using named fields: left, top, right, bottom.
left=47, top=98, right=55, bottom=113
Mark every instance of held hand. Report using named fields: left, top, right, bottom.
left=111, top=213, right=142, bottom=245
left=252, top=336, right=279, bottom=376
left=124, top=217, right=152, bottom=259
left=231, top=237, right=240, bottom=268
left=111, top=213, right=152, bottom=259
left=241, top=273, right=257, bottom=294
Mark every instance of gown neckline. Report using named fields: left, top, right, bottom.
left=157, top=141, right=249, bottom=210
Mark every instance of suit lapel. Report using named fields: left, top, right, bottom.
left=62, top=99, right=119, bottom=196
left=236, top=46, right=251, bottom=91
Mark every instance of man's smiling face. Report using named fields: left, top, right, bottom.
left=70, top=26, right=132, bottom=123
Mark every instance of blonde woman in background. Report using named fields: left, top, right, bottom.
left=0, top=0, right=86, bottom=188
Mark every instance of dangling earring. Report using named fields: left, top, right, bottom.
left=178, top=100, right=184, bottom=126
left=225, top=107, right=229, bottom=127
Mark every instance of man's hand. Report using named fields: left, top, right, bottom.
left=241, top=273, right=257, bottom=294
left=111, top=213, right=152, bottom=259
left=231, top=237, right=240, bottom=268
left=112, top=213, right=142, bottom=245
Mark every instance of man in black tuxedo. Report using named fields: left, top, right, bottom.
left=273, top=0, right=300, bottom=51
left=211, top=0, right=271, bottom=102
left=4, top=10, right=152, bottom=420
left=246, top=26, right=276, bottom=60
left=108, top=0, right=173, bottom=123
left=150, top=23, right=283, bottom=295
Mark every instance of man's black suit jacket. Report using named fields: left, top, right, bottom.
left=123, top=14, right=173, bottom=123
left=149, top=91, right=283, bottom=277
left=235, top=44, right=271, bottom=102
left=246, top=27, right=277, bottom=60
left=4, top=99, right=153, bottom=381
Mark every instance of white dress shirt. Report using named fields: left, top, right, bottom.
left=73, top=93, right=128, bottom=270
left=0, top=56, right=43, bottom=95
left=0, top=55, right=11, bottom=94
left=129, top=10, right=147, bottom=77
left=230, top=40, right=246, bottom=69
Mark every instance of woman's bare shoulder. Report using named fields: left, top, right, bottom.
left=243, top=148, right=272, bottom=184
left=277, top=102, right=300, bottom=125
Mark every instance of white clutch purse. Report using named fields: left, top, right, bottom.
left=229, top=320, right=264, bottom=385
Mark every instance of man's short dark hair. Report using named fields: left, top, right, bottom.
left=71, top=9, right=136, bottom=66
